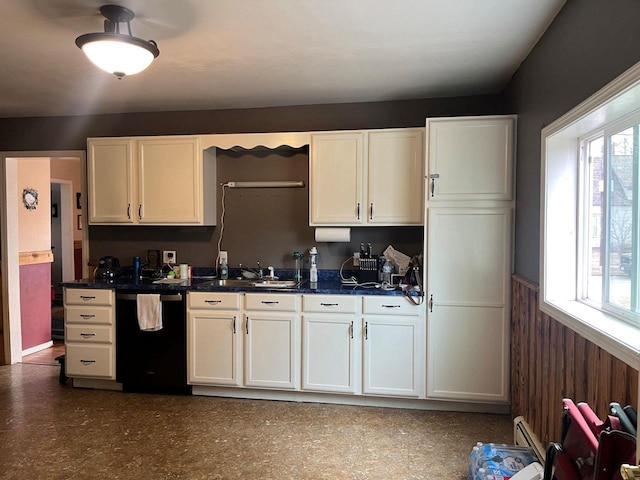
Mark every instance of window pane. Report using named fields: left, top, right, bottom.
left=606, top=127, right=634, bottom=311
left=586, top=136, right=603, bottom=303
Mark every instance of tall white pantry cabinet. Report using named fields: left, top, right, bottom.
left=424, top=115, right=515, bottom=404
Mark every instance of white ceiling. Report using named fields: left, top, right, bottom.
left=0, top=0, right=566, bottom=118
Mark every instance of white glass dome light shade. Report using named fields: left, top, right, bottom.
left=76, top=33, right=159, bottom=78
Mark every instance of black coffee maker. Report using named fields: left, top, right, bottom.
left=94, top=256, right=121, bottom=280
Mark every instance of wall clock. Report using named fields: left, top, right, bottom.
left=22, top=188, right=38, bottom=210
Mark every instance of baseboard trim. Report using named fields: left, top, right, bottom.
left=22, top=341, right=53, bottom=357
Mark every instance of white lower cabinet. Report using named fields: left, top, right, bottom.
left=64, top=288, right=115, bottom=380
left=301, top=295, right=361, bottom=394
left=362, top=296, right=424, bottom=398
left=187, top=292, right=242, bottom=386
left=244, top=294, right=300, bottom=390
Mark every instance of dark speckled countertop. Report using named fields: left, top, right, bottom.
left=60, top=268, right=422, bottom=297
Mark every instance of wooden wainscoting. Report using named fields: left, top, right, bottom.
left=511, top=275, right=638, bottom=446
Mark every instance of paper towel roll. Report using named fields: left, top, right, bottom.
left=314, top=228, right=351, bottom=242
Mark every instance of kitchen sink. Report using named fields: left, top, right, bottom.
left=198, top=278, right=255, bottom=287
left=198, top=278, right=300, bottom=288
left=251, top=279, right=299, bottom=288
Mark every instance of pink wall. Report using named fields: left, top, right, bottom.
left=20, top=263, right=51, bottom=350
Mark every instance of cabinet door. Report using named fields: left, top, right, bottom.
left=137, top=136, right=202, bottom=224
left=427, top=305, right=509, bottom=402
left=302, top=315, right=359, bottom=394
left=367, top=129, right=424, bottom=224
left=188, top=311, right=241, bottom=386
left=426, top=207, right=511, bottom=402
left=244, top=313, right=299, bottom=390
left=362, top=316, right=422, bottom=398
left=310, top=132, right=364, bottom=225
left=87, top=138, right=135, bottom=224
left=427, top=116, right=514, bottom=201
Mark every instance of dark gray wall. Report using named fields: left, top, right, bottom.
left=0, top=95, right=505, bottom=271
left=503, top=0, right=640, bottom=283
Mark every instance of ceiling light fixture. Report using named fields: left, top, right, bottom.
left=75, top=4, right=159, bottom=79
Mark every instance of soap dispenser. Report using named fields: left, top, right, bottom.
left=220, top=258, right=228, bottom=280
left=309, top=246, right=318, bottom=283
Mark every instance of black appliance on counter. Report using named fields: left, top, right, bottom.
left=116, top=290, right=190, bottom=394
left=95, top=256, right=121, bottom=280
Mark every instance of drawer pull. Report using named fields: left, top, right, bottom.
left=320, top=303, right=339, bottom=307
left=382, top=304, right=401, bottom=308
left=80, top=296, right=96, bottom=301
left=80, top=332, right=96, bottom=338
left=205, top=300, right=222, bottom=305
left=80, top=314, right=96, bottom=319
left=80, top=359, right=96, bottom=365
left=261, top=301, right=279, bottom=305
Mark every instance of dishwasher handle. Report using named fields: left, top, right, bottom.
left=117, top=293, right=183, bottom=302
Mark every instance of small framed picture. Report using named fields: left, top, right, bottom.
left=51, top=204, right=58, bottom=218
left=77, top=214, right=83, bottom=230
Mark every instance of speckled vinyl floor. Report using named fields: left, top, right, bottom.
left=0, top=363, right=512, bottom=479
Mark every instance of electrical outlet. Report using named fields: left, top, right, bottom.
left=219, top=251, right=228, bottom=264
left=353, top=252, right=360, bottom=267
left=163, top=250, right=176, bottom=264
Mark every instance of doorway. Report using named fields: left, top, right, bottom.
left=1, top=151, right=88, bottom=365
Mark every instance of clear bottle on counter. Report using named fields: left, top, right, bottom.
left=309, top=246, right=318, bottom=283
left=293, top=251, right=303, bottom=283
left=220, top=258, right=228, bottom=280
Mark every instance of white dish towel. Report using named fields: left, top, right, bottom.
left=137, top=294, right=163, bottom=331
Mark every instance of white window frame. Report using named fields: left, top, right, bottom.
left=541, top=62, right=640, bottom=369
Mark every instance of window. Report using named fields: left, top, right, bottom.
left=580, top=119, right=640, bottom=324
left=541, top=63, right=640, bottom=367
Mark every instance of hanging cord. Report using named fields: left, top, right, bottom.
left=339, top=256, right=395, bottom=290
left=214, top=183, right=230, bottom=278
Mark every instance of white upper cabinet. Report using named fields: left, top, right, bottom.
left=310, top=128, right=424, bottom=226
left=88, top=138, right=135, bottom=224
left=310, top=132, right=365, bottom=225
left=367, top=129, right=424, bottom=224
left=427, top=116, right=515, bottom=201
left=88, top=135, right=216, bottom=225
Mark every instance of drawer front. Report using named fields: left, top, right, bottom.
left=65, top=305, right=114, bottom=325
left=65, top=344, right=114, bottom=379
left=362, top=296, right=421, bottom=316
left=302, top=295, right=359, bottom=314
left=188, top=292, right=240, bottom=310
left=65, top=288, right=114, bottom=306
left=245, top=293, right=298, bottom=312
left=66, top=324, right=113, bottom=344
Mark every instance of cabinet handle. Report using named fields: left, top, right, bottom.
left=356, top=202, right=360, bottom=220
left=320, top=303, right=338, bottom=307
left=80, top=313, right=96, bottom=319
left=364, top=321, right=368, bottom=340
left=429, top=173, right=439, bottom=197
left=127, top=203, right=131, bottom=219
left=138, top=204, right=142, bottom=220
left=429, top=294, right=434, bottom=312
left=233, top=316, right=236, bottom=334
left=205, top=300, right=222, bottom=305
left=79, top=296, right=95, bottom=301
left=349, top=321, right=353, bottom=339
left=370, top=203, right=374, bottom=220
left=80, top=359, right=96, bottom=365
left=381, top=304, right=400, bottom=309
left=245, top=317, right=249, bottom=334
left=80, top=332, right=96, bottom=338
left=261, top=301, right=279, bottom=305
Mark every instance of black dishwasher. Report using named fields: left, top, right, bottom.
left=116, top=290, right=191, bottom=394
